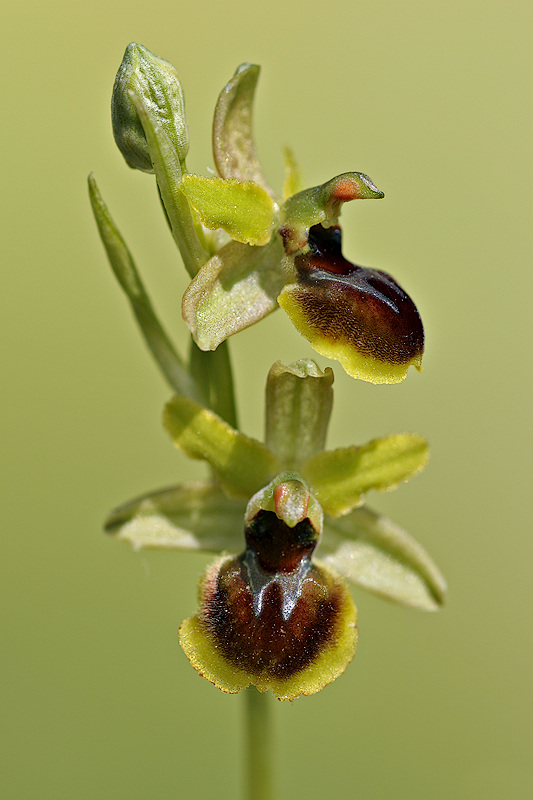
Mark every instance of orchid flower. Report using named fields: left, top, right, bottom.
left=105, top=360, right=445, bottom=700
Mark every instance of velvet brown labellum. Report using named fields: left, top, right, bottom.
left=278, top=224, right=424, bottom=384
left=179, top=508, right=357, bottom=700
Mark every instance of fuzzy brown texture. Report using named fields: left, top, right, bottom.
left=200, top=556, right=348, bottom=680
left=292, top=225, right=424, bottom=365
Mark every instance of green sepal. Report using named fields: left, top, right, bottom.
left=244, top=471, right=323, bottom=533
left=281, top=172, right=384, bottom=253
left=182, top=236, right=285, bottom=351
left=319, top=506, right=446, bottom=611
left=265, top=359, right=334, bottom=469
left=88, top=174, right=202, bottom=402
left=212, top=63, right=274, bottom=195
left=104, top=480, right=246, bottom=553
left=180, top=175, right=276, bottom=246
left=163, top=395, right=279, bottom=497
left=302, top=434, right=428, bottom=517
left=111, top=42, right=189, bottom=173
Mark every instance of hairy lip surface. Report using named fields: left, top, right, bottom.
left=291, top=224, right=424, bottom=365
left=202, top=556, right=346, bottom=680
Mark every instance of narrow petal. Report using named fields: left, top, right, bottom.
left=282, top=146, right=304, bottom=200
left=182, top=237, right=285, bottom=351
left=212, top=63, right=274, bottom=195
left=163, top=395, right=279, bottom=498
left=179, top=555, right=356, bottom=700
left=264, top=359, right=334, bottom=469
left=104, top=481, right=247, bottom=553
left=320, top=506, right=447, bottom=611
left=302, top=433, right=428, bottom=517
left=278, top=224, right=424, bottom=384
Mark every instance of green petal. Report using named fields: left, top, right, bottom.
left=104, top=481, right=246, bottom=553
left=302, top=434, right=428, bottom=517
left=265, top=359, right=334, bottom=469
left=282, top=146, right=304, bottom=200
left=163, top=395, right=279, bottom=497
left=319, top=506, right=446, bottom=611
left=281, top=172, right=384, bottom=253
left=212, top=63, right=274, bottom=195
left=88, top=174, right=202, bottom=402
left=180, top=175, right=276, bottom=246
left=182, top=236, right=285, bottom=351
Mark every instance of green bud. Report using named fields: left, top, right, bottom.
left=111, top=42, right=189, bottom=173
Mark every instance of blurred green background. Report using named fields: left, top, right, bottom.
left=2, top=0, right=532, bottom=797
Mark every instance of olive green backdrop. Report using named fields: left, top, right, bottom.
left=2, top=1, right=532, bottom=797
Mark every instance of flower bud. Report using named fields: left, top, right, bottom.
left=111, top=43, right=189, bottom=173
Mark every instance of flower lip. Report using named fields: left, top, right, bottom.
left=180, top=550, right=356, bottom=696
left=288, top=223, right=425, bottom=367
left=210, top=556, right=347, bottom=679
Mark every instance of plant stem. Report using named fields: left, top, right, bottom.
left=245, top=688, right=273, bottom=800
left=189, top=339, right=238, bottom=428
left=209, top=341, right=238, bottom=429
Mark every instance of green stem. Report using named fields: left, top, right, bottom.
left=245, top=688, right=273, bottom=800
left=210, top=341, right=238, bottom=429
left=188, top=339, right=238, bottom=429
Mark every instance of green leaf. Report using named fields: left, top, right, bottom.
left=180, top=175, right=276, bottom=246
left=212, top=63, right=274, bottom=195
left=105, top=481, right=247, bottom=553
left=163, top=395, right=279, bottom=497
left=88, top=174, right=202, bottom=402
left=302, top=434, right=428, bottom=517
left=265, top=359, right=334, bottom=469
left=182, top=236, right=285, bottom=351
left=281, top=172, right=384, bottom=253
left=320, top=506, right=446, bottom=611
left=129, top=91, right=208, bottom=277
